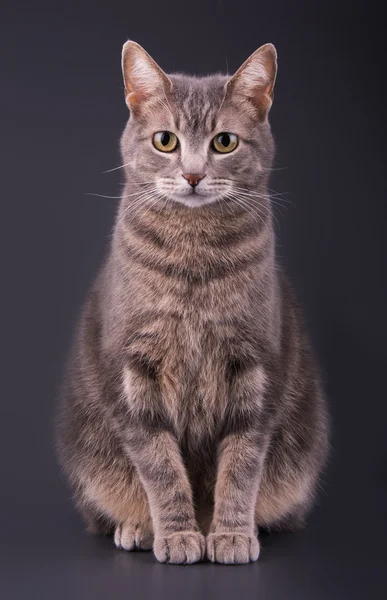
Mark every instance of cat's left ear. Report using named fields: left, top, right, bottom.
left=226, top=44, right=277, bottom=119
left=121, top=41, right=172, bottom=112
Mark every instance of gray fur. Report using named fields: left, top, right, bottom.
left=56, top=41, right=329, bottom=564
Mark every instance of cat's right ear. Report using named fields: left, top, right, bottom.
left=225, top=44, right=277, bottom=120
left=121, top=41, right=172, bottom=113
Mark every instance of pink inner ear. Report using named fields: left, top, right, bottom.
left=254, top=81, right=274, bottom=101
left=226, top=44, right=277, bottom=116
left=125, top=90, right=147, bottom=107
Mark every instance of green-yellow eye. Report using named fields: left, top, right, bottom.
left=153, top=131, right=178, bottom=152
left=212, top=132, right=238, bottom=153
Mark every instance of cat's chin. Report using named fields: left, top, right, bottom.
left=172, top=194, right=219, bottom=208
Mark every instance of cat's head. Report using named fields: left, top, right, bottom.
left=120, top=41, right=277, bottom=208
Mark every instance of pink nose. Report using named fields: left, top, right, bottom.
left=182, top=173, right=205, bottom=187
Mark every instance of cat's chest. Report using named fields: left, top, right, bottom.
left=126, top=310, right=242, bottom=435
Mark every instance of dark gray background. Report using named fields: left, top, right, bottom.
left=1, top=0, right=386, bottom=598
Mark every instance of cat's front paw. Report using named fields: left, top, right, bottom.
left=206, top=532, right=260, bottom=564
left=114, top=519, right=154, bottom=551
left=154, top=531, right=205, bottom=564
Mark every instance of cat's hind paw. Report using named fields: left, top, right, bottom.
left=206, top=532, right=260, bottom=564
left=114, top=520, right=154, bottom=551
left=154, top=531, right=205, bottom=564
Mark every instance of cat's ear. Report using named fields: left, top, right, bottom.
left=121, top=41, right=172, bottom=112
left=226, top=44, right=277, bottom=119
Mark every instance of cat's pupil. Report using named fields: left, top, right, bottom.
left=220, top=133, right=230, bottom=147
left=161, top=132, right=170, bottom=146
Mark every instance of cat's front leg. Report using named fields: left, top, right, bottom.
left=207, top=365, right=273, bottom=564
left=207, top=432, right=264, bottom=564
left=121, top=367, right=205, bottom=564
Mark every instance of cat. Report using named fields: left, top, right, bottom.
left=56, top=40, right=329, bottom=564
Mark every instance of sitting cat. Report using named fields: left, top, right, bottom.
left=56, top=41, right=329, bottom=564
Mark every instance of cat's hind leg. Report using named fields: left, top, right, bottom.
left=255, top=467, right=315, bottom=532
left=78, top=502, right=113, bottom=536
left=77, top=465, right=154, bottom=551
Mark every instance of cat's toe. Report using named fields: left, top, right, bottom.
left=206, top=532, right=260, bottom=564
left=114, top=520, right=154, bottom=551
left=154, top=531, right=205, bottom=564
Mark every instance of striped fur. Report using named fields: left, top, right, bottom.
left=56, top=42, right=329, bottom=565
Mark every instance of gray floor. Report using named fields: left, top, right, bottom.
left=1, top=453, right=385, bottom=599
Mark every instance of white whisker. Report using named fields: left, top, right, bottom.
left=102, top=162, right=132, bottom=173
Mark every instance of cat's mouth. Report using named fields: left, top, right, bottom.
left=181, top=184, right=203, bottom=196
left=157, top=181, right=223, bottom=207
left=172, top=191, right=219, bottom=208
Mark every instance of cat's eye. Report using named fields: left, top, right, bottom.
left=212, top=132, right=238, bottom=153
left=153, top=131, right=178, bottom=152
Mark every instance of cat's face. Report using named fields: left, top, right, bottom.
left=120, top=42, right=277, bottom=208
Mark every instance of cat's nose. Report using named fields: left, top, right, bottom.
left=182, top=173, right=206, bottom=187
